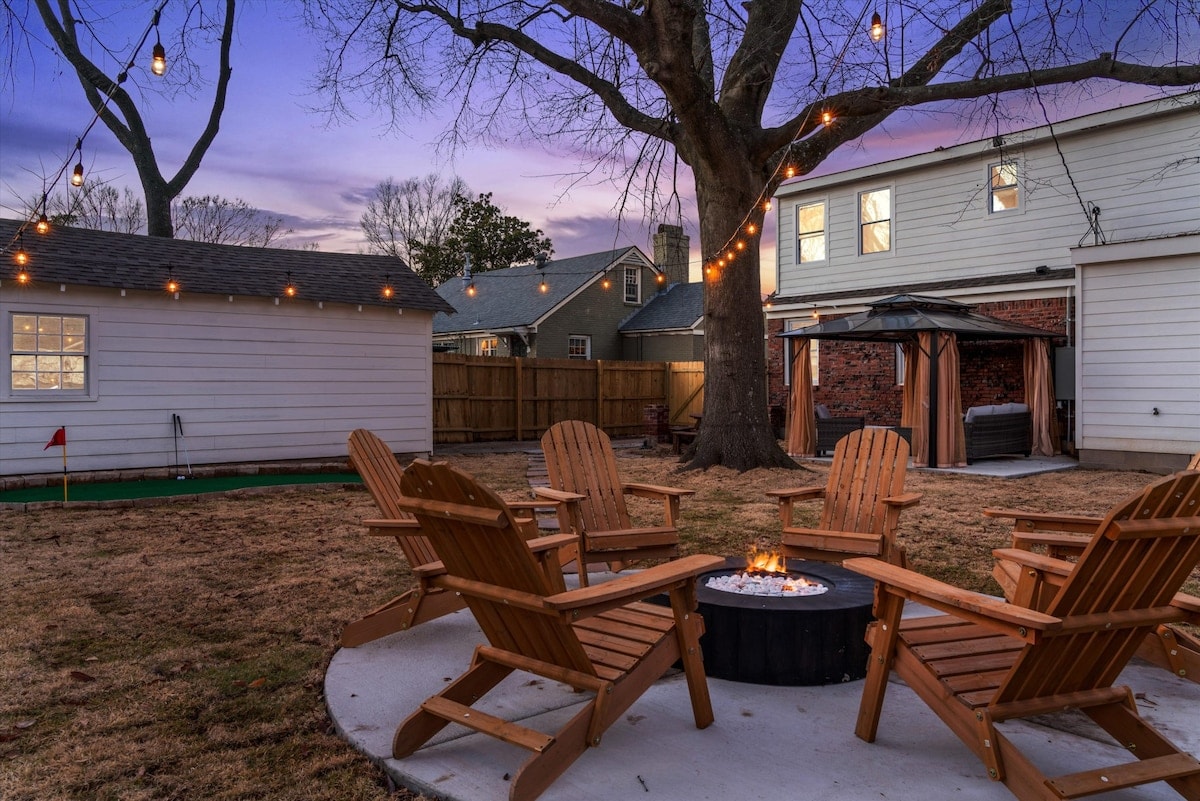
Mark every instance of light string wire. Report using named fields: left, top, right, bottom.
left=702, top=1, right=877, bottom=277
left=4, top=0, right=170, bottom=264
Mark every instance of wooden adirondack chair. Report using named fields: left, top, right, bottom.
left=985, top=454, right=1200, bottom=685
left=341, top=429, right=578, bottom=647
left=847, top=470, right=1200, bottom=800
left=539, top=420, right=695, bottom=583
left=766, top=427, right=921, bottom=566
left=390, top=458, right=722, bottom=801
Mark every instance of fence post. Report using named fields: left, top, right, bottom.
left=596, top=360, right=605, bottom=429
left=514, top=357, right=523, bottom=441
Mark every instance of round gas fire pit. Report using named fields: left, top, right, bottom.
left=693, top=558, right=874, bottom=686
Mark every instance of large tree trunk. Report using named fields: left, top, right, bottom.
left=683, top=162, right=798, bottom=471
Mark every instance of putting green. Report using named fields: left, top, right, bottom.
left=0, top=473, right=362, bottom=503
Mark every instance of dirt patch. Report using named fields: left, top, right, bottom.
left=0, top=449, right=1193, bottom=800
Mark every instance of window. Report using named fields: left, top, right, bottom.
left=479, top=337, right=499, bottom=356
left=782, top=320, right=819, bottom=387
left=859, top=188, right=891, bottom=254
left=567, top=335, right=590, bottom=360
left=989, top=162, right=1020, bottom=213
left=623, top=265, right=640, bottom=304
left=10, top=313, right=88, bottom=392
left=796, top=201, right=826, bottom=262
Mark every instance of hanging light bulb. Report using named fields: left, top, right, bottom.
left=821, top=109, right=835, bottom=126
left=71, top=161, right=84, bottom=187
left=601, top=276, right=611, bottom=290
left=165, top=268, right=179, bottom=293
left=656, top=272, right=665, bottom=284
left=466, top=282, right=477, bottom=297
left=539, top=278, right=548, bottom=294
left=381, top=274, right=395, bottom=299
left=14, top=243, right=29, bottom=267
left=869, top=12, right=885, bottom=42
left=785, top=166, right=796, bottom=179
left=16, top=268, right=31, bottom=284
left=150, top=11, right=167, bottom=75
left=763, top=201, right=772, bottom=212
left=284, top=271, right=297, bottom=298
left=36, top=214, right=50, bottom=235
left=736, top=241, right=746, bottom=251
left=747, top=223, right=758, bottom=236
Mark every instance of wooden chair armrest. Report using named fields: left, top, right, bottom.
left=413, top=560, right=446, bottom=578
left=992, top=548, right=1076, bottom=577
left=363, top=518, right=421, bottom=532
left=765, top=486, right=826, bottom=502
left=532, top=487, right=587, bottom=503
left=983, top=508, right=1104, bottom=534
left=883, top=492, right=922, bottom=509
left=545, top=555, right=725, bottom=614
left=393, top=496, right=507, bottom=527
left=1172, top=592, right=1200, bottom=617
left=508, top=500, right=558, bottom=512
left=526, top=533, right=579, bottom=555
left=843, top=557, right=1060, bottom=642
left=623, top=482, right=696, bottom=499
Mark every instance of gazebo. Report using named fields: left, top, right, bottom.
left=779, top=295, right=1061, bottom=468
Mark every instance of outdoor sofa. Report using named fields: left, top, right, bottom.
left=963, top=402, right=1032, bottom=463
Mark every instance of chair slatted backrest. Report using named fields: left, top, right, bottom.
left=541, top=420, right=632, bottom=534
left=1188, top=451, right=1200, bottom=470
left=994, top=471, right=1200, bottom=705
left=347, top=429, right=438, bottom=567
left=820, top=428, right=910, bottom=535
left=399, top=459, right=596, bottom=675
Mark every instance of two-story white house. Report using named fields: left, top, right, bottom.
left=766, top=92, right=1199, bottom=472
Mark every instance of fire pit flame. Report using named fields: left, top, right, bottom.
left=705, top=549, right=829, bottom=597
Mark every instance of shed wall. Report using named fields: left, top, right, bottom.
left=1, top=286, right=435, bottom=476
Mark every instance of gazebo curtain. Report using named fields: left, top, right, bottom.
left=900, top=340, right=919, bottom=428
left=1024, top=339, right=1060, bottom=457
left=785, top=339, right=815, bottom=456
left=911, top=332, right=966, bottom=468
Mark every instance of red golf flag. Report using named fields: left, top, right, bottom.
left=44, top=427, right=66, bottom=450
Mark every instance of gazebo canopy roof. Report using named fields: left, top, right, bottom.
left=778, top=294, right=1059, bottom=342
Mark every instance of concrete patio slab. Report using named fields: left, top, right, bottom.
left=326, top=578, right=1200, bottom=801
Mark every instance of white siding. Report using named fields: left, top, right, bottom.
left=1075, top=245, right=1200, bottom=457
left=775, top=101, right=1200, bottom=298
left=1, top=286, right=435, bottom=475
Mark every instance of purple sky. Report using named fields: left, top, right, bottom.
left=0, top=4, right=1171, bottom=293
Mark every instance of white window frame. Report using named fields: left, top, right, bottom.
left=989, top=161, right=1020, bottom=214
left=567, top=335, right=591, bottom=360
left=8, top=312, right=90, bottom=397
left=623, top=265, right=641, bottom=304
left=479, top=336, right=499, bottom=356
left=796, top=200, right=827, bottom=263
left=782, top=319, right=819, bottom=387
left=858, top=186, right=891, bottom=254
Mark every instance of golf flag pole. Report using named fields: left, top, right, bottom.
left=44, top=426, right=67, bottom=501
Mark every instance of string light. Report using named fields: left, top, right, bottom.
left=870, top=11, right=885, bottom=42
left=14, top=234, right=29, bottom=266
left=821, top=109, right=835, bottom=125
left=150, top=10, right=167, bottom=76
left=35, top=214, right=50, bottom=235
left=601, top=276, right=611, bottom=290
left=656, top=272, right=666, bottom=284
left=381, top=274, right=395, bottom=299
left=539, top=278, right=548, bottom=294
left=284, top=271, right=298, bottom=298
left=71, top=159, right=84, bottom=187
left=466, top=282, right=477, bottom=297
left=15, top=268, right=31, bottom=285
left=165, top=267, right=179, bottom=293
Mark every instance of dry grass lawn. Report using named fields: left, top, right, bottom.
left=2, top=447, right=1195, bottom=801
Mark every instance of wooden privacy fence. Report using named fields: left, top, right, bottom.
left=433, top=354, right=704, bottom=443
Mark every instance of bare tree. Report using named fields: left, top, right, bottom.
left=320, top=2, right=1200, bottom=469
left=19, top=0, right=236, bottom=237
left=172, top=195, right=291, bottom=246
left=30, top=182, right=146, bottom=234
left=359, top=174, right=469, bottom=265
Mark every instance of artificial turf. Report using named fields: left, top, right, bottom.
left=0, top=472, right=362, bottom=503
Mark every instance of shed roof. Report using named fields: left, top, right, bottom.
left=620, top=282, right=704, bottom=333
left=0, top=218, right=453, bottom=314
left=433, top=247, right=651, bottom=334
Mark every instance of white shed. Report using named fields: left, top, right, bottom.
left=1070, top=234, right=1200, bottom=471
left=0, top=219, right=454, bottom=477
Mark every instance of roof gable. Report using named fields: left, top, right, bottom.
left=0, top=219, right=453, bottom=314
left=433, top=247, right=651, bottom=333
left=620, top=282, right=705, bottom=333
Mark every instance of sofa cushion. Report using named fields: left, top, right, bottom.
left=964, top=405, right=994, bottom=423
left=815, top=404, right=832, bottom=419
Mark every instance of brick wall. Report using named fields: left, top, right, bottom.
left=767, top=297, right=1070, bottom=426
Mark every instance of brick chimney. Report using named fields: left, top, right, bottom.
left=652, top=223, right=689, bottom=286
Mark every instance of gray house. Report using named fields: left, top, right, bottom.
left=0, top=219, right=453, bottom=477
left=433, top=224, right=700, bottom=361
